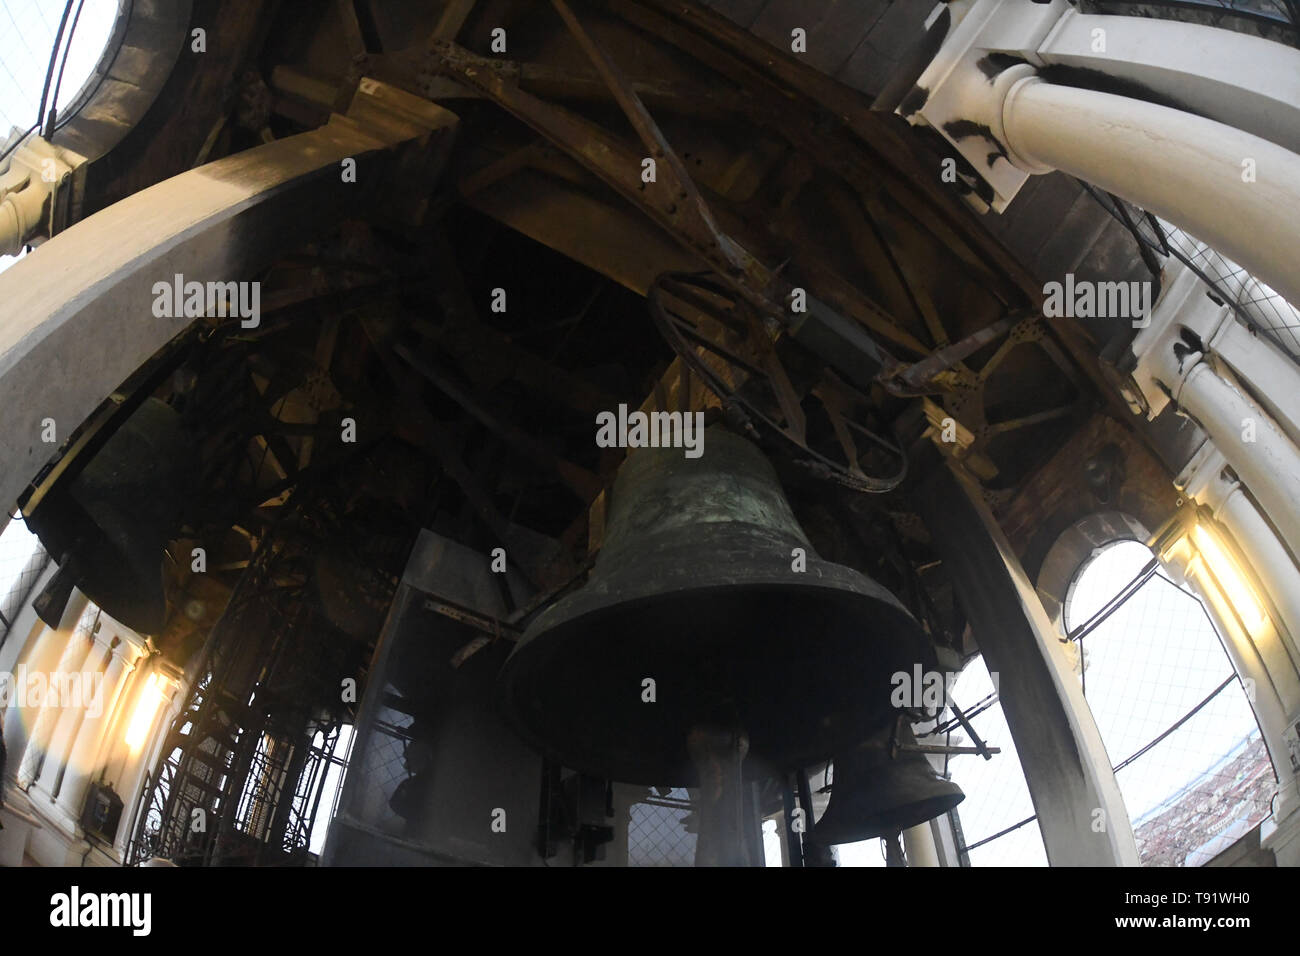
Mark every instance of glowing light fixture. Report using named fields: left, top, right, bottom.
left=1192, top=525, right=1267, bottom=633
left=125, top=673, right=165, bottom=752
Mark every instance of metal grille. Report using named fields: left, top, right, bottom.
left=1067, top=543, right=1274, bottom=865
left=0, top=516, right=48, bottom=645
left=1081, top=0, right=1300, bottom=46
left=289, top=724, right=351, bottom=856
left=944, top=658, right=1049, bottom=867
left=1166, top=228, right=1300, bottom=358
left=128, top=671, right=225, bottom=865
left=1083, top=187, right=1300, bottom=360
left=627, top=788, right=697, bottom=867
left=338, top=702, right=415, bottom=835
left=233, top=732, right=292, bottom=843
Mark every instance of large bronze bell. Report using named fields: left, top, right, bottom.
left=814, top=723, right=964, bottom=845
left=498, top=425, right=935, bottom=785
left=27, top=397, right=192, bottom=635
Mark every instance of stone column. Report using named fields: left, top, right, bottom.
left=53, top=634, right=142, bottom=828
left=902, top=821, right=940, bottom=867
left=4, top=591, right=89, bottom=773
left=16, top=600, right=95, bottom=789
left=29, top=608, right=102, bottom=799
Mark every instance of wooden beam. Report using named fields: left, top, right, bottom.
left=431, top=0, right=479, bottom=41
left=392, top=342, right=603, bottom=501
left=606, top=0, right=1040, bottom=306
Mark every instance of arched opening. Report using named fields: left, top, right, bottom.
left=0, top=0, right=124, bottom=274
left=0, top=512, right=47, bottom=644
left=0, top=1, right=122, bottom=132
left=1064, top=539, right=1273, bottom=865
left=940, top=526, right=1274, bottom=866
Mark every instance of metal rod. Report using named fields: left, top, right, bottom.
left=1113, top=673, right=1236, bottom=773
left=1064, top=557, right=1160, bottom=644
left=782, top=774, right=803, bottom=869
left=687, top=722, right=750, bottom=866
left=963, top=813, right=1037, bottom=853
left=36, top=2, right=74, bottom=140
left=943, top=702, right=994, bottom=761
left=44, top=0, right=86, bottom=136
left=796, top=767, right=834, bottom=866
left=901, top=743, right=1002, bottom=756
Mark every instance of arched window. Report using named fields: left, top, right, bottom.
left=0, top=1, right=123, bottom=274
left=944, top=531, right=1273, bottom=866
left=1064, top=539, right=1272, bottom=865
left=946, top=657, right=1047, bottom=866
left=0, top=1, right=122, bottom=137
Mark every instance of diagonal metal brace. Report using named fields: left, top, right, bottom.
left=548, top=0, right=763, bottom=290
left=426, top=38, right=775, bottom=312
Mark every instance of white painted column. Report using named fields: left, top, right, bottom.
left=32, top=624, right=105, bottom=803
left=1174, top=452, right=1300, bottom=863
left=1160, top=231, right=1300, bottom=446
left=2, top=589, right=89, bottom=764
left=16, top=599, right=94, bottom=788
left=928, top=813, right=963, bottom=868
left=27, top=603, right=102, bottom=802
left=997, top=75, right=1300, bottom=310
left=1161, top=535, right=1299, bottom=824
left=1173, top=364, right=1300, bottom=562
left=1129, top=263, right=1300, bottom=563
left=53, top=634, right=142, bottom=826
left=903, top=821, right=940, bottom=867
left=1180, top=443, right=1300, bottom=670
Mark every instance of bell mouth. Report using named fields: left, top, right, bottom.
left=498, top=562, right=935, bottom=785
left=814, top=790, right=966, bottom=846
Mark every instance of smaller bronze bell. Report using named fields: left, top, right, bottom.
left=814, top=724, right=964, bottom=845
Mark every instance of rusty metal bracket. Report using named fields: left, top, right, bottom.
left=649, top=271, right=909, bottom=493
left=888, top=316, right=1016, bottom=395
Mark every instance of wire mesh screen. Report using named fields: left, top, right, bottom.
left=0, top=517, right=48, bottom=644
left=946, top=659, right=1048, bottom=867
left=1067, top=541, right=1274, bottom=865
left=1089, top=0, right=1296, bottom=17
left=1125, top=728, right=1273, bottom=866
left=947, top=538, right=1274, bottom=866
left=1084, top=188, right=1300, bottom=359
left=338, top=702, right=415, bottom=836
left=1080, top=0, right=1300, bottom=44
left=1161, top=223, right=1300, bottom=358
left=627, top=788, right=697, bottom=867
left=0, top=0, right=122, bottom=135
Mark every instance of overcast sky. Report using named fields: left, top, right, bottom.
left=1, top=0, right=118, bottom=274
